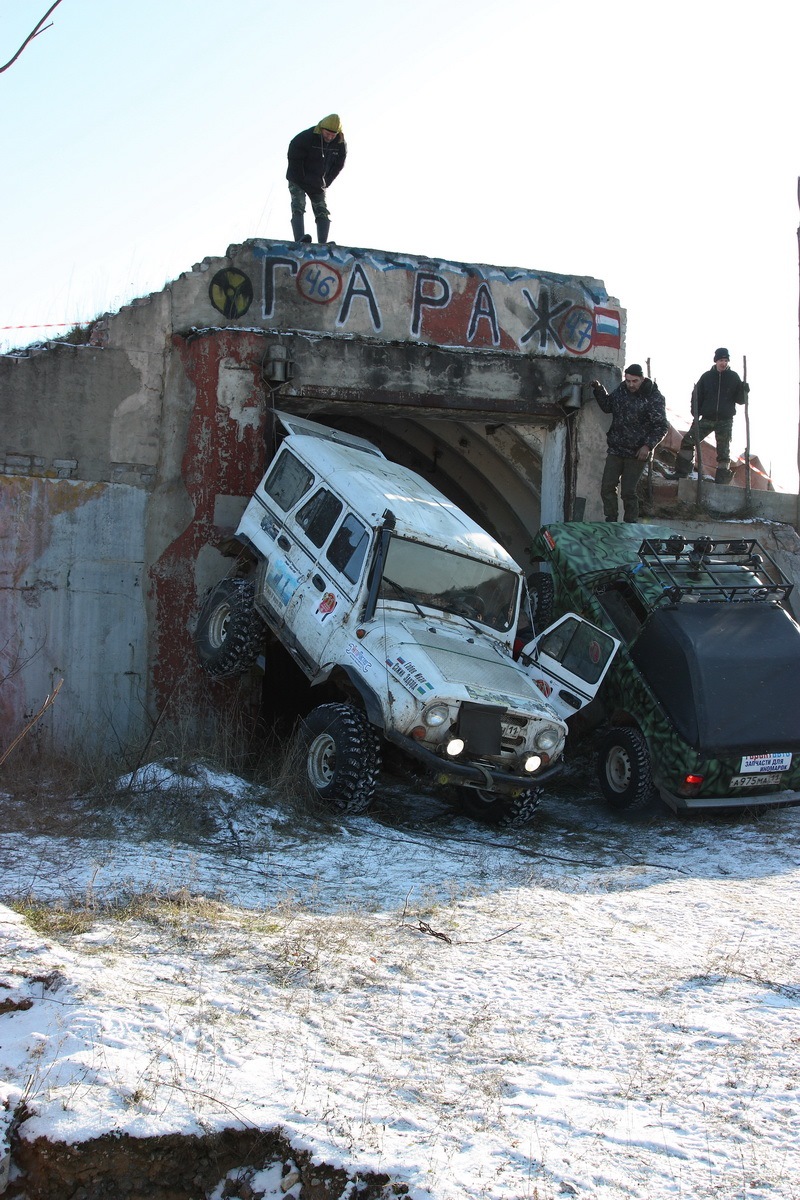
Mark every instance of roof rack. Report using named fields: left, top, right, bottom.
left=633, top=536, right=793, bottom=606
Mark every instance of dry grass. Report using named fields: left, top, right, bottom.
left=1, top=711, right=349, bottom=947
left=12, top=884, right=232, bottom=939
left=0, top=694, right=338, bottom=841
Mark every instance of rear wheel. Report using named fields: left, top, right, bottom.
left=302, top=703, right=381, bottom=813
left=598, top=726, right=653, bottom=810
left=458, top=787, right=541, bottom=828
left=195, top=578, right=264, bottom=678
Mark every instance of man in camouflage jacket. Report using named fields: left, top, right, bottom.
left=592, top=364, right=668, bottom=522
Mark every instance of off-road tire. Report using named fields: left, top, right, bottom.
left=195, top=578, right=264, bottom=678
left=458, top=786, right=542, bottom=828
left=302, top=703, right=381, bottom=813
left=597, top=726, right=654, bottom=810
left=528, top=573, right=554, bottom=632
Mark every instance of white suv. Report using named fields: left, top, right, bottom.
left=194, top=413, right=617, bottom=825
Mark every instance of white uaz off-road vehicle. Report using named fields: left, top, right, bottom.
left=195, top=413, right=617, bottom=825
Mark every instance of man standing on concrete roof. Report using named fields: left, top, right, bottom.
left=592, top=365, right=669, bottom=523
left=673, top=348, right=748, bottom=484
left=286, top=114, right=347, bottom=246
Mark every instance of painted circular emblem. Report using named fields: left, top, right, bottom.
left=296, top=261, right=343, bottom=305
left=208, top=269, right=254, bottom=319
left=558, top=305, right=594, bottom=355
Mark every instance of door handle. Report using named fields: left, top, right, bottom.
left=312, top=574, right=325, bottom=591
left=277, top=535, right=291, bottom=551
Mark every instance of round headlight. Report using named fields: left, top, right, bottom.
left=524, top=754, right=542, bottom=773
left=423, top=703, right=450, bottom=728
left=445, top=737, right=465, bottom=757
left=534, top=726, right=561, bottom=752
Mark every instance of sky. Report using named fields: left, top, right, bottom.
left=1, top=0, right=799, bottom=489
left=2, top=761, right=800, bottom=1199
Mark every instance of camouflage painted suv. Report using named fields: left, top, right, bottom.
left=530, top=521, right=800, bottom=813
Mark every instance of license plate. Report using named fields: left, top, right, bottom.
left=739, top=753, right=792, bottom=774
left=730, top=773, right=784, bottom=789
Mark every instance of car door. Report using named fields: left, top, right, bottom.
left=280, top=497, right=372, bottom=669
left=519, top=614, right=620, bottom=721
left=238, top=446, right=318, bottom=625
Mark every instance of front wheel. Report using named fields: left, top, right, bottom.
left=195, top=578, right=264, bottom=678
left=458, top=787, right=541, bottom=828
left=302, top=703, right=381, bottom=813
left=597, top=726, right=654, bottom=810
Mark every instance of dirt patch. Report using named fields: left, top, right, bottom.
left=7, top=1124, right=407, bottom=1199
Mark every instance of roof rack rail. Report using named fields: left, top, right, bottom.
left=634, top=536, right=793, bottom=606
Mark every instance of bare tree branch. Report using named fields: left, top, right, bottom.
left=0, top=1, right=65, bottom=75
left=1, top=637, right=45, bottom=688
left=0, top=678, right=63, bottom=766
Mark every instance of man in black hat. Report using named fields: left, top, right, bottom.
left=286, top=114, right=347, bottom=245
left=592, top=365, right=668, bottom=522
left=673, top=348, right=749, bottom=484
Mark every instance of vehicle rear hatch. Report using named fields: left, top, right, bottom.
left=631, top=602, right=800, bottom=754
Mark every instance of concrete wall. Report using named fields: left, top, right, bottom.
left=2, top=342, right=163, bottom=487
left=0, top=476, right=148, bottom=752
left=573, top=396, right=614, bottom=521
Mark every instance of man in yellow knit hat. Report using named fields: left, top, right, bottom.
left=286, top=114, right=347, bottom=245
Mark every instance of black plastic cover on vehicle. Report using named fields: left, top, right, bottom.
left=630, top=602, right=800, bottom=754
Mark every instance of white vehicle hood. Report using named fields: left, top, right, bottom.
left=373, top=619, right=562, bottom=718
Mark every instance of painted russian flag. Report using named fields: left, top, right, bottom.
left=593, top=307, right=621, bottom=348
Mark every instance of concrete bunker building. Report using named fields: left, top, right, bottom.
left=1, top=239, right=625, bottom=754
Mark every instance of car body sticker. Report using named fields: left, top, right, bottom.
left=314, top=590, right=339, bottom=623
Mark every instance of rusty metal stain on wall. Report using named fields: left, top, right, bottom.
left=147, top=331, right=267, bottom=710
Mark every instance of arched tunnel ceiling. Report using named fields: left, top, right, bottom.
left=277, top=408, right=547, bottom=573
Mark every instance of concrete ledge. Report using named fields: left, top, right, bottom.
left=676, top=479, right=800, bottom=524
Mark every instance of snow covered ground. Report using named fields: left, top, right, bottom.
left=2, top=759, right=799, bottom=1199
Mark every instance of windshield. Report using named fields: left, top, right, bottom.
left=377, top=536, right=520, bottom=632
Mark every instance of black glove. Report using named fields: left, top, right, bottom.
left=742, top=381, right=750, bottom=394
left=591, top=381, right=605, bottom=400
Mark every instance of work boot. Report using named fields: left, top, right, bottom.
left=315, top=217, right=331, bottom=244
left=290, top=214, right=312, bottom=243
left=715, top=463, right=734, bottom=485
left=673, top=452, right=693, bottom=479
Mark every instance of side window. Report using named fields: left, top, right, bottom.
left=262, top=450, right=314, bottom=512
left=538, top=617, right=616, bottom=685
left=597, top=582, right=646, bottom=642
left=327, top=514, right=370, bottom=584
left=294, top=488, right=344, bottom=548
